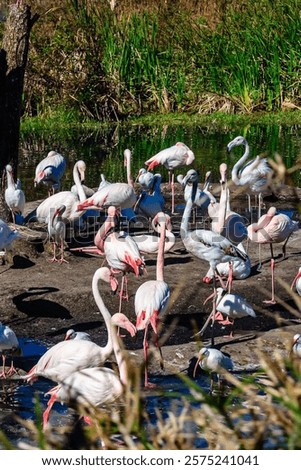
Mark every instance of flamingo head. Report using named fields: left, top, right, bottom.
left=227, top=135, right=247, bottom=152
left=77, top=160, right=86, bottom=182
left=123, top=149, right=131, bottom=167
left=219, top=163, right=227, bottom=184
left=64, top=329, right=76, bottom=340
left=111, top=313, right=136, bottom=337
left=193, top=347, right=209, bottom=377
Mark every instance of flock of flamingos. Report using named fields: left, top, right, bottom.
left=0, top=135, right=301, bottom=431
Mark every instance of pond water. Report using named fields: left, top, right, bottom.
left=19, top=122, right=301, bottom=202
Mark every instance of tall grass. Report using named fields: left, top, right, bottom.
left=18, top=0, right=301, bottom=119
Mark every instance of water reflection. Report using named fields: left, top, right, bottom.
left=20, top=123, right=301, bottom=202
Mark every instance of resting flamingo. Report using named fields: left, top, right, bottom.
left=34, top=150, right=66, bottom=196
left=0, top=321, right=20, bottom=378
left=41, top=267, right=136, bottom=429
left=247, top=206, right=299, bottom=303
left=291, top=267, right=301, bottom=297
left=5, top=164, right=26, bottom=227
left=227, top=136, right=272, bottom=218
left=135, top=212, right=171, bottom=387
left=131, top=212, right=175, bottom=255
left=145, top=142, right=195, bottom=214
left=47, top=204, right=68, bottom=264
left=35, top=160, right=88, bottom=225
left=22, top=266, right=135, bottom=388
left=64, top=329, right=92, bottom=341
left=0, top=218, right=19, bottom=252
left=136, top=168, right=155, bottom=191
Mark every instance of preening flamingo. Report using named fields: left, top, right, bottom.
left=134, top=174, right=165, bottom=221
left=136, top=168, right=155, bottom=191
left=145, top=142, right=195, bottom=214
left=135, top=211, right=171, bottom=387
left=193, top=347, right=234, bottom=392
left=35, top=160, right=88, bottom=224
left=291, top=267, right=301, bottom=296
left=0, top=321, right=20, bottom=378
left=34, top=150, right=66, bottom=196
left=227, top=136, right=272, bottom=218
left=42, top=268, right=136, bottom=429
left=22, top=266, right=135, bottom=386
left=64, top=329, right=92, bottom=341
left=47, top=204, right=68, bottom=264
left=5, top=164, right=25, bottom=227
left=131, top=212, right=175, bottom=255
left=247, top=206, right=299, bottom=303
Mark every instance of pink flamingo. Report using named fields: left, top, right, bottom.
left=47, top=204, right=68, bottom=264
left=22, top=267, right=135, bottom=387
left=135, top=212, right=171, bottom=387
left=131, top=212, right=175, bottom=255
left=247, top=206, right=299, bottom=304
left=41, top=267, right=136, bottom=429
left=145, top=142, right=195, bottom=214
left=34, top=151, right=66, bottom=196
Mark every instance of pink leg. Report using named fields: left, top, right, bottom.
left=143, top=326, right=156, bottom=388
left=49, top=243, right=58, bottom=263
left=171, top=172, right=175, bottom=214
left=226, top=262, right=233, bottom=293
left=0, top=355, right=7, bottom=378
left=43, top=392, right=58, bottom=429
left=263, top=258, right=276, bottom=304
left=59, top=240, right=69, bottom=264
left=6, top=359, right=18, bottom=377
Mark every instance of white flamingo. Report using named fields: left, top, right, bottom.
left=0, top=321, right=20, bottom=378
left=177, top=169, right=213, bottom=220
left=291, top=267, right=301, bottom=296
left=145, top=142, right=195, bottom=214
left=47, top=204, right=68, bottom=264
left=42, top=268, right=136, bottom=429
left=193, top=347, right=234, bottom=392
left=131, top=212, right=175, bottom=255
left=0, top=218, right=19, bottom=252
left=227, top=136, right=272, bottom=217
left=22, top=266, right=136, bottom=387
left=292, top=334, right=301, bottom=358
left=35, top=160, right=87, bottom=224
left=5, top=164, right=25, bottom=227
left=136, top=168, right=155, bottom=191
left=135, top=212, right=171, bottom=387
left=134, top=173, right=165, bottom=221
left=247, top=206, right=299, bottom=303
left=64, top=329, right=92, bottom=341
left=34, top=150, right=66, bottom=196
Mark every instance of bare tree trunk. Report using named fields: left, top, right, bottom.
left=0, top=4, right=39, bottom=221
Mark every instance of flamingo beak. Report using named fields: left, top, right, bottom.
left=193, top=354, right=204, bottom=378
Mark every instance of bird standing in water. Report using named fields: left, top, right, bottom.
left=193, top=347, right=234, bottom=392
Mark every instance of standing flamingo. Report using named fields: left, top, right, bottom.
left=134, top=173, right=165, bottom=221
left=135, top=212, right=171, bottom=387
left=34, top=150, right=66, bottom=196
left=22, top=267, right=135, bottom=387
left=247, top=206, right=299, bottom=303
left=145, top=142, right=195, bottom=214
left=180, top=173, right=248, bottom=343
left=5, top=164, right=26, bottom=227
left=291, top=267, right=301, bottom=296
left=0, top=321, right=20, bottom=378
left=47, top=204, right=68, bottom=264
left=227, top=136, right=272, bottom=218
left=35, top=160, right=88, bottom=225
left=177, top=169, right=213, bottom=221
left=193, top=347, right=234, bottom=392
left=42, top=268, right=136, bottom=429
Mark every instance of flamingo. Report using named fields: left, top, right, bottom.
left=131, top=212, right=175, bottom=255
left=177, top=169, right=213, bottom=221
left=64, top=329, right=92, bottom=341
left=203, top=242, right=251, bottom=285
left=70, top=161, right=95, bottom=198
left=0, top=218, right=19, bottom=252
left=134, top=173, right=165, bottom=222
left=193, top=347, right=234, bottom=392
left=42, top=268, right=135, bottom=429
left=292, top=334, right=301, bottom=358
left=145, top=142, right=195, bottom=214
left=0, top=321, right=20, bottom=378
left=180, top=174, right=248, bottom=343
left=22, top=267, right=136, bottom=387
left=5, top=164, right=26, bottom=227
left=34, top=150, right=66, bottom=196
left=247, top=206, right=299, bottom=303
left=199, top=287, right=256, bottom=337
left=208, top=163, right=248, bottom=246
left=35, top=160, right=88, bottom=225
left=47, top=204, right=68, bottom=264
left=136, top=168, right=155, bottom=191
left=227, top=136, right=273, bottom=218
left=135, top=212, right=171, bottom=387
left=291, top=267, right=301, bottom=296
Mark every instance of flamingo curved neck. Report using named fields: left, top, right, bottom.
left=231, top=141, right=249, bottom=184
left=73, top=162, right=86, bottom=202
left=6, top=170, right=15, bottom=189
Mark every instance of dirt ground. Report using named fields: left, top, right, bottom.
left=1, top=181, right=301, bottom=379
